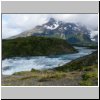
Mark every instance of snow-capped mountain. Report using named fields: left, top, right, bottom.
left=9, top=18, right=98, bottom=45
left=43, top=18, right=59, bottom=30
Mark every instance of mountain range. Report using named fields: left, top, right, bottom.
left=9, top=18, right=98, bottom=46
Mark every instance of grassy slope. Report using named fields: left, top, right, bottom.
left=54, top=51, right=98, bottom=71
left=54, top=51, right=98, bottom=86
left=2, top=36, right=77, bottom=59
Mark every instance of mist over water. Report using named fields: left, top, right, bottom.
left=2, top=47, right=96, bottom=75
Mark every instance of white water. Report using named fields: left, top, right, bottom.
left=2, top=47, right=96, bottom=75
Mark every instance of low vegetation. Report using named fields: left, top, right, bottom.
left=2, top=69, right=82, bottom=86
left=80, top=65, right=98, bottom=86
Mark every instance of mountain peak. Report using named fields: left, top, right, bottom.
left=43, top=18, right=59, bottom=30
left=49, top=18, right=56, bottom=23
left=9, top=18, right=98, bottom=43
left=45, top=18, right=57, bottom=26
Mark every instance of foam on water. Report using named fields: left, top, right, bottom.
left=2, top=47, right=96, bottom=75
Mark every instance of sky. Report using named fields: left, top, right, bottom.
left=2, top=14, right=98, bottom=39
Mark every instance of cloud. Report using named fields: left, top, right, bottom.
left=50, top=14, right=98, bottom=29
left=2, top=14, right=98, bottom=39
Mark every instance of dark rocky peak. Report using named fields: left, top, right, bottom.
left=44, top=18, right=57, bottom=26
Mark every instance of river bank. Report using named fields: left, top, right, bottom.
left=2, top=47, right=96, bottom=75
left=2, top=51, right=98, bottom=86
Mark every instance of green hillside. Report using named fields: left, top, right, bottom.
left=2, top=36, right=77, bottom=59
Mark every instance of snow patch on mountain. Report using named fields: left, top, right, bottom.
left=44, top=22, right=59, bottom=30
left=69, top=25, right=72, bottom=27
left=90, top=31, right=98, bottom=41
left=64, top=27, right=67, bottom=30
left=91, top=39, right=96, bottom=41
left=72, top=27, right=80, bottom=31
left=90, top=31, right=98, bottom=38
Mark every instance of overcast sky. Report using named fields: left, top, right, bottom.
left=2, top=14, right=98, bottom=39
